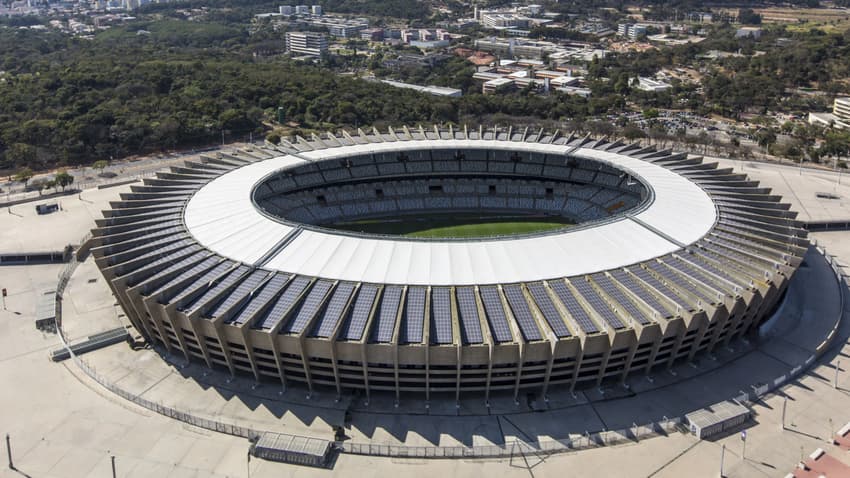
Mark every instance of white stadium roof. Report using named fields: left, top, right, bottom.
left=183, top=139, right=717, bottom=286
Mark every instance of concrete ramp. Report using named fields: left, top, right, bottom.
left=51, top=327, right=129, bottom=361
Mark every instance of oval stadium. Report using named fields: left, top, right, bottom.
left=90, top=126, right=807, bottom=404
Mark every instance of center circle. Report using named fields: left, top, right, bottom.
left=252, top=147, right=651, bottom=240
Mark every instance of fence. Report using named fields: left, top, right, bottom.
left=49, top=241, right=848, bottom=459
left=342, top=419, right=683, bottom=458
left=720, top=243, right=847, bottom=409
left=51, top=234, right=264, bottom=439
left=54, top=248, right=82, bottom=334
left=73, top=356, right=261, bottom=439
left=2, top=170, right=158, bottom=208
left=812, top=242, right=848, bottom=356
left=73, top=171, right=156, bottom=193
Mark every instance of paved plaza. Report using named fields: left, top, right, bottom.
left=712, top=156, right=850, bottom=223
left=1, top=159, right=850, bottom=477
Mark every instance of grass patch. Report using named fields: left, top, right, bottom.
left=327, top=213, right=574, bottom=238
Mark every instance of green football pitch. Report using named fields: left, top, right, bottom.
left=327, top=214, right=573, bottom=239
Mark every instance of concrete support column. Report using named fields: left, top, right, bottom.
left=455, top=344, right=462, bottom=404
left=705, top=309, right=730, bottom=353
left=644, top=338, right=663, bottom=375
left=186, top=316, right=215, bottom=370
left=682, top=318, right=707, bottom=364
left=594, top=343, right=614, bottom=388
left=484, top=344, right=493, bottom=405
left=297, top=337, right=315, bottom=397
left=266, top=333, right=287, bottom=391
left=540, top=342, right=556, bottom=399
left=569, top=347, right=585, bottom=394
left=330, top=342, right=342, bottom=399
left=359, top=347, right=371, bottom=404
left=240, top=328, right=261, bottom=382
left=512, top=345, right=525, bottom=403
left=165, top=313, right=192, bottom=362
left=393, top=344, right=400, bottom=405
left=208, top=322, right=236, bottom=377
left=618, top=341, right=640, bottom=384
left=144, top=301, right=174, bottom=353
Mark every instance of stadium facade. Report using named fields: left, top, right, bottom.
left=90, top=126, right=807, bottom=404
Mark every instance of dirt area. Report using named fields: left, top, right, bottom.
left=659, top=66, right=702, bottom=84
left=754, top=6, right=850, bottom=32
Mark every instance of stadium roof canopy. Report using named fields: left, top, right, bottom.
left=183, top=138, right=716, bottom=286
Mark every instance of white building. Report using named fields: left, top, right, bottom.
left=618, top=23, right=647, bottom=41
left=480, top=12, right=530, bottom=29
left=311, top=5, right=321, bottom=15
left=635, top=77, right=672, bottom=92
left=379, top=79, right=462, bottom=97
left=735, top=27, right=762, bottom=39
left=808, top=97, right=850, bottom=129
left=835, top=97, right=850, bottom=121
left=482, top=77, right=514, bottom=94
left=285, top=31, right=328, bottom=56
left=305, top=17, right=369, bottom=38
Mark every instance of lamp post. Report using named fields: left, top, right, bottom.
left=6, top=434, right=12, bottom=470
left=782, top=396, right=787, bottom=430
left=829, top=418, right=834, bottom=444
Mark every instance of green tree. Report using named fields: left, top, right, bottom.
left=265, top=132, right=281, bottom=145
left=30, top=178, right=48, bottom=196
left=54, top=170, right=74, bottom=191
left=621, top=125, right=646, bottom=142
left=642, top=108, right=660, bottom=120
left=4, top=143, right=36, bottom=170
left=754, top=128, right=777, bottom=154
left=92, top=159, right=109, bottom=175
left=14, top=167, right=34, bottom=188
left=738, top=8, right=762, bottom=25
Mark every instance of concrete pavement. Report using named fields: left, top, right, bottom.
left=2, top=160, right=850, bottom=476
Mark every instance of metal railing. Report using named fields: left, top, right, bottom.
left=724, top=243, right=846, bottom=408
left=52, top=239, right=264, bottom=440
left=342, top=418, right=683, bottom=458
left=72, top=356, right=261, bottom=439
left=49, top=240, right=846, bottom=459
left=54, top=250, right=82, bottom=333
left=812, top=242, right=848, bottom=356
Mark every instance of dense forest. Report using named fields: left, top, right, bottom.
left=0, top=23, right=604, bottom=172
left=2, top=4, right=850, bottom=171
left=140, top=0, right=432, bottom=23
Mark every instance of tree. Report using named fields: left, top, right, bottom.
left=738, top=8, right=762, bottom=25
left=648, top=124, right=669, bottom=148
left=30, top=178, right=48, bottom=196
left=14, top=167, right=34, bottom=188
left=92, top=159, right=109, bottom=175
left=819, top=130, right=850, bottom=165
left=265, top=132, right=281, bottom=145
left=621, top=125, right=646, bottom=142
left=754, top=128, right=777, bottom=154
left=54, top=170, right=74, bottom=191
left=642, top=108, right=660, bottom=120
left=613, top=73, right=631, bottom=96
left=4, top=143, right=36, bottom=170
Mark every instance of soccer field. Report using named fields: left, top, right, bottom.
left=327, top=214, right=573, bottom=239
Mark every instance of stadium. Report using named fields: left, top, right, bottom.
left=89, top=125, right=807, bottom=405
